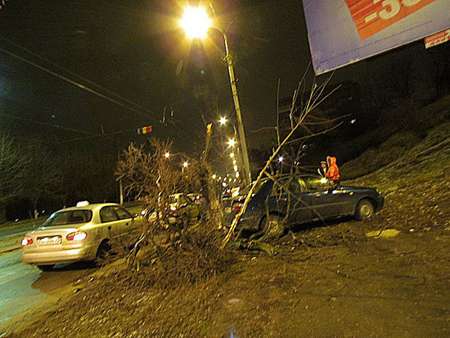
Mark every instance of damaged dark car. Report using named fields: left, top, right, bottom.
left=237, top=176, right=384, bottom=235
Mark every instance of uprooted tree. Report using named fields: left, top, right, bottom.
left=115, top=133, right=231, bottom=286
left=222, top=72, right=342, bottom=250
left=113, top=71, right=339, bottom=284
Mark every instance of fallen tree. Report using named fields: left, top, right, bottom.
left=223, top=71, right=342, bottom=250
left=115, top=128, right=232, bottom=284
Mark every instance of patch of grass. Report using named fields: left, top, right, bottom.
left=341, top=131, right=421, bottom=179
left=341, top=94, right=450, bottom=179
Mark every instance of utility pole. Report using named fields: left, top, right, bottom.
left=222, top=32, right=252, bottom=186
left=179, top=5, right=252, bottom=185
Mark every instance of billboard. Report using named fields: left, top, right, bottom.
left=302, top=0, right=450, bottom=74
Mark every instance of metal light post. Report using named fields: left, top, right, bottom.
left=180, top=5, right=252, bottom=186
left=220, top=31, right=252, bottom=186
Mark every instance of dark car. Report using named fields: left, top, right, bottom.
left=238, top=176, right=384, bottom=233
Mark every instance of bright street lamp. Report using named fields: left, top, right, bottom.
left=164, top=152, right=171, bottom=159
left=182, top=161, right=189, bottom=168
left=179, top=6, right=211, bottom=40
left=227, top=138, right=236, bottom=148
left=218, top=116, right=228, bottom=126
left=179, top=5, right=252, bottom=185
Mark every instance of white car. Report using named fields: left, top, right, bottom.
left=145, top=193, right=203, bottom=227
left=21, top=202, right=141, bottom=271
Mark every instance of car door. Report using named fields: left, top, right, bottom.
left=113, top=206, right=134, bottom=236
left=266, top=178, right=311, bottom=224
left=99, top=206, right=122, bottom=239
left=303, top=180, right=348, bottom=220
left=285, top=179, right=312, bottom=224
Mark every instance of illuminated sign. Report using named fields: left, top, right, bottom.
left=302, top=0, right=450, bottom=74
left=425, top=29, right=450, bottom=48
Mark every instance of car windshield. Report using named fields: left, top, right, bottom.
left=43, top=210, right=93, bottom=226
left=303, top=177, right=332, bottom=191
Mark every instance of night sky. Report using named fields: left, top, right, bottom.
left=0, top=0, right=448, bottom=153
left=0, top=1, right=312, bottom=151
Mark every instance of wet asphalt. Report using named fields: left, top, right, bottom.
left=0, top=250, right=94, bottom=329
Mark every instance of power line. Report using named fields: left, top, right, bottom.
left=0, top=45, right=156, bottom=121
left=0, top=111, right=96, bottom=136
left=59, top=128, right=136, bottom=144
left=0, top=39, right=201, bottom=148
left=0, top=35, right=155, bottom=117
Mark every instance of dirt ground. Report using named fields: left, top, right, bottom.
left=4, top=124, right=450, bottom=338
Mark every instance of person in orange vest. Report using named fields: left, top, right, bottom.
left=325, top=156, right=341, bottom=186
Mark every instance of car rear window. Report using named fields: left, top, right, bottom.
left=43, top=210, right=93, bottom=226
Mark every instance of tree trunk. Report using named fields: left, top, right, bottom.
left=32, top=199, right=39, bottom=219
left=0, top=205, right=6, bottom=224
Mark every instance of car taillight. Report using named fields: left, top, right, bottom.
left=66, top=231, right=87, bottom=241
left=232, top=204, right=242, bottom=213
left=21, top=237, right=33, bottom=246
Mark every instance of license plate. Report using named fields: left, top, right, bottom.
left=37, top=236, right=62, bottom=246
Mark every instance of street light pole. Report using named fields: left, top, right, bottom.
left=179, top=5, right=252, bottom=185
left=221, top=31, right=252, bottom=186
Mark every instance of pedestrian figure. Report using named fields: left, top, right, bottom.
left=325, top=156, right=341, bottom=186
left=317, top=160, right=327, bottom=177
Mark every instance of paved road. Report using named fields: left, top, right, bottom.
left=0, top=224, right=35, bottom=239
left=0, top=250, right=94, bottom=329
left=0, top=221, right=41, bottom=253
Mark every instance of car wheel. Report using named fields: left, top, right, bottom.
left=95, top=241, right=111, bottom=266
left=260, top=214, right=283, bottom=233
left=355, top=199, right=375, bottom=221
left=37, top=264, right=54, bottom=271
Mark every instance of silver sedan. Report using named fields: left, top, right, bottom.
left=21, top=202, right=141, bottom=271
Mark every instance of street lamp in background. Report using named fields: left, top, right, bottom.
left=218, top=116, right=228, bottom=126
left=179, top=5, right=252, bottom=186
left=227, top=137, right=236, bottom=148
left=181, top=160, right=189, bottom=173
